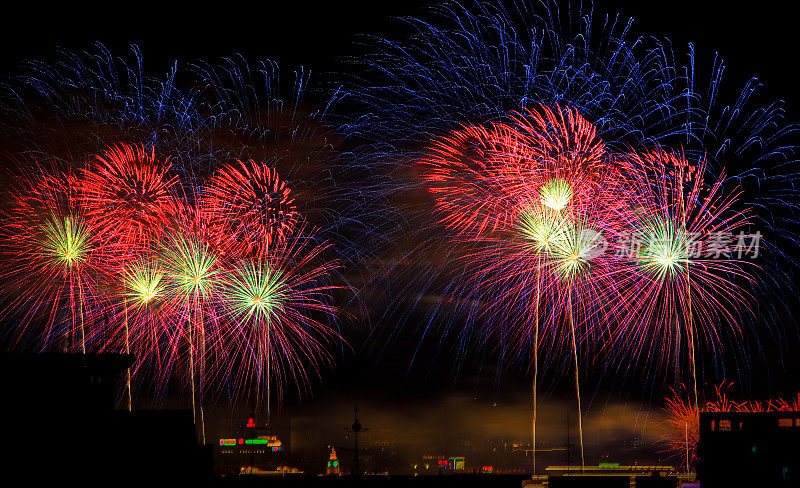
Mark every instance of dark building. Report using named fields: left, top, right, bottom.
left=698, top=411, right=800, bottom=487
left=0, top=353, right=211, bottom=482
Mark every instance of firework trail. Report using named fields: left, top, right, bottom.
left=158, top=204, right=226, bottom=441
left=116, top=256, right=170, bottom=411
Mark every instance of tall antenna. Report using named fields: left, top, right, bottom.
left=346, top=402, right=368, bottom=478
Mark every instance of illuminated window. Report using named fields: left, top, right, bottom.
left=779, top=418, right=794, bottom=427
left=719, top=419, right=731, bottom=431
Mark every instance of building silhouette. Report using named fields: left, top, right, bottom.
left=698, top=411, right=799, bottom=487
left=0, top=353, right=211, bottom=482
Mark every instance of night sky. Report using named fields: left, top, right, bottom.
left=2, top=1, right=797, bottom=112
left=1, top=0, right=798, bottom=472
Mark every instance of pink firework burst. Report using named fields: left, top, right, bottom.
left=609, top=149, right=758, bottom=402
left=0, top=162, right=105, bottom=352
left=215, top=225, right=344, bottom=416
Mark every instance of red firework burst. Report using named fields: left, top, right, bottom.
left=203, top=159, right=299, bottom=258
left=78, top=143, right=178, bottom=259
left=416, top=121, right=521, bottom=235
left=501, top=104, right=608, bottom=193
left=416, top=103, right=611, bottom=238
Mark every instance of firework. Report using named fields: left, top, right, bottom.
left=116, top=257, right=169, bottom=410
left=161, top=235, right=219, bottom=301
left=0, top=164, right=104, bottom=353
left=663, top=386, right=701, bottom=471
left=610, top=149, right=758, bottom=407
left=203, top=159, right=299, bottom=258
left=415, top=122, right=523, bottom=236
left=122, top=259, right=166, bottom=309
left=218, top=228, right=344, bottom=421
left=338, top=0, right=797, bottom=402
left=160, top=232, right=220, bottom=440
left=79, top=143, right=178, bottom=259
left=0, top=44, right=355, bottom=435
left=0, top=5, right=795, bottom=460
left=412, top=101, right=643, bottom=469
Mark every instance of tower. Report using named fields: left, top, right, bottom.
left=326, top=445, right=341, bottom=475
